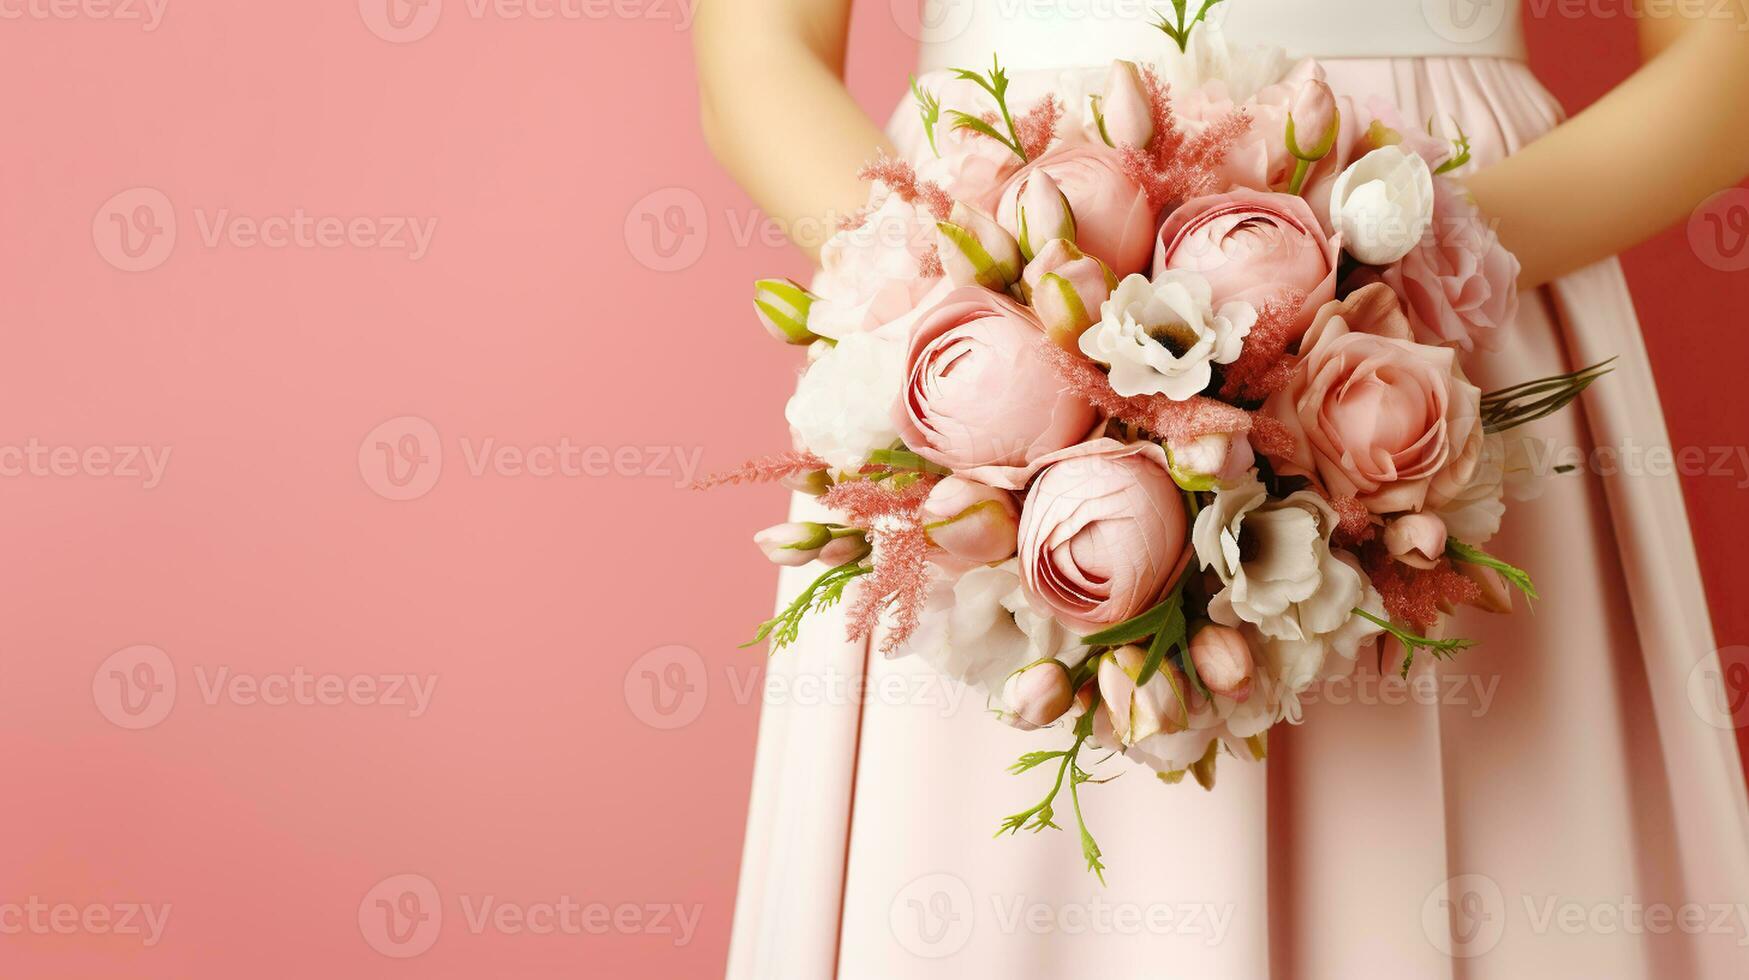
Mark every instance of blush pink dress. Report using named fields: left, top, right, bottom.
left=728, top=3, right=1749, bottom=977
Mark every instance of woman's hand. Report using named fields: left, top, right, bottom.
left=694, top=0, right=893, bottom=261
left=1466, top=5, right=1749, bottom=287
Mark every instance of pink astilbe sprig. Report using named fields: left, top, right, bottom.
left=856, top=154, right=953, bottom=221
left=1325, top=494, right=1377, bottom=547
left=1219, top=293, right=1305, bottom=403
left=820, top=476, right=940, bottom=654
left=918, top=243, right=945, bottom=279
left=690, top=450, right=828, bottom=491
left=1120, top=68, right=1252, bottom=211
left=848, top=518, right=932, bottom=655
left=1014, top=94, right=1063, bottom=160
left=1037, top=340, right=1297, bottom=458
left=1364, top=549, right=1481, bottom=634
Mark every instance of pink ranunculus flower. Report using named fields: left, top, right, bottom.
left=997, top=143, right=1158, bottom=276
left=1381, top=179, right=1521, bottom=353
left=1153, top=189, right=1339, bottom=337
left=1262, top=283, right=1485, bottom=515
left=892, top=287, right=1096, bottom=488
left=1017, top=440, right=1190, bottom=634
left=918, top=123, right=1024, bottom=214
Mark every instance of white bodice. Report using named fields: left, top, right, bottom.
left=915, top=0, right=1526, bottom=71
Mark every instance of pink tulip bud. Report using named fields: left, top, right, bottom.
left=921, top=477, right=1020, bottom=564
left=752, top=278, right=820, bottom=345
left=1097, top=644, right=1189, bottom=746
left=1165, top=432, right=1255, bottom=491
left=819, top=532, right=871, bottom=567
left=1456, top=561, right=1514, bottom=614
left=935, top=202, right=1023, bottom=292
left=1384, top=513, right=1447, bottom=569
left=1002, top=659, right=1075, bottom=728
left=1096, top=60, right=1154, bottom=150
left=778, top=468, right=832, bottom=496
left=1013, top=171, right=1077, bottom=262
left=1285, top=79, right=1340, bottom=162
left=754, top=521, right=833, bottom=567
left=1021, top=238, right=1116, bottom=349
left=1189, top=625, right=1254, bottom=702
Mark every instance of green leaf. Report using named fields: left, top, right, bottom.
left=1131, top=586, right=1187, bottom=689
left=866, top=448, right=951, bottom=476
left=1445, top=539, right=1538, bottom=601
left=1081, top=597, right=1174, bottom=647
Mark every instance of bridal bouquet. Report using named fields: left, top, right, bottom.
left=704, top=14, right=1606, bottom=878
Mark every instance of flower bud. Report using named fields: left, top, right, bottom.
left=921, top=477, right=1021, bottom=564
left=1097, top=644, right=1189, bottom=746
left=1285, top=79, right=1339, bottom=163
left=935, top=203, right=1023, bottom=292
left=1013, top=171, right=1077, bottom=262
left=753, top=521, right=833, bottom=567
left=1096, top=60, right=1154, bottom=150
left=819, top=532, right=871, bottom=567
left=1188, top=625, right=1254, bottom=702
left=778, top=468, right=832, bottom=496
left=1021, top=238, right=1116, bottom=349
left=1384, top=513, right=1447, bottom=569
left=753, top=278, right=820, bottom=345
left=1165, top=432, right=1255, bottom=491
left=1456, top=561, right=1514, bottom=614
left=1002, top=660, right=1075, bottom=728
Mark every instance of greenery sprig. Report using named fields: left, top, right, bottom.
left=1155, top=0, right=1227, bottom=53
left=1354, top=608, right=1477, bottom=679
left=1481, top=358, right=1616, bottom=433
left=998, top=710, right=1109, bottom=882
left=1445, top=539, right=1538, bottom=601
left=945, top=56, right=1029, bottom=161
left=744, top=558, right=870, bottom=652
left=911, top=75, right=943, bottom=157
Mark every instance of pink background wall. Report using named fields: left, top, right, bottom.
left=0, top=3, right=1744, bottom=977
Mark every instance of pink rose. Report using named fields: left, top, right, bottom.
left=1262, top=284, right=1484, bottom=515
left=1017, top=440, right=1189, bottom=633
left=892, top=288, right=1096, bottom=487
left=997, top=144, right=1158, bottom=276
left=918, top=123, right=1023, bottom=214
left=1381, top=180, right=1520, bottom=353
left=1153, top=189, right=1339, bottom=335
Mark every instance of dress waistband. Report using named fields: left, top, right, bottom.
left=913, top=1, right=1527, bottom=72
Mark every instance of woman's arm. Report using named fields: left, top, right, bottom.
left=1466, top=6, right=1749, bottom=287
left=694, top=0, right=893, bottom=260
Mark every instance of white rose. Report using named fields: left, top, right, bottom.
left=784, top=331, right=905, bottom=472
left=1328, top=146, right=1434, bottom=266
left=1078, top=271, right=1256, bottom=400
